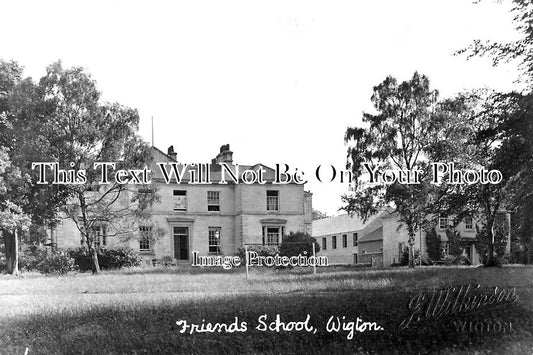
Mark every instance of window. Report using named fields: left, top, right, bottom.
left=208, top=227, right=221, bottom=254
left=266, top=190, right=279, bottom=211
left=92, top=225, right=106, bottom=248
left=353, top=253, right=358, bottom=264
left=173, top=190, right=187, bottom=211
left=322, top=237, right=327, bottom=250
left=207, top=191, right=220, bottom=211
left=439, top=216, right=448, bottom=229
left=139, top=226, right=152, bottom=252
left=465, top=217, right=473, bottom=230
left=342, top=234, right=347, bottom=248
left=332, top=236, right=337, bottom=249
left=398, top=242, right=405, bottom=261
left=262, top=226, right=284, bottom=245
left=353, top=233, right=358, bottom=246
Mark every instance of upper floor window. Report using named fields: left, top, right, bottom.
left=342, top=234, right=347, bottom=248
left=262, top=226, right=284, bottom=245
left=266, top=190, right=279, bottom=211
left=92, top=225, right=106, bottom=248
left=439, top=216, right=448, bottom=230
left=465, top=216, right=473, bottom=230
left=332, top=235, right=337, bottom=249
left=139, top=226, right=152, bottom=252
left=322, top=237, right=327, bottom=250
left=173, top=190, right=187, bottom=211
left=353, top=233, right=358, bottom=246
left=207, top=191, right=220, bottom=211
left=208, top=227, right=221, bottom=254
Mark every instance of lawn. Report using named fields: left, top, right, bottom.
left=0, top=266, right=532, bottom=354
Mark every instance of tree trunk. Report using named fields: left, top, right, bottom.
left=486, top=221, right=497, bottom=267
left=91, top=247, right=100, bottom=274
left=4, top=230, right=19, bottom=276
left=407, top=224, right=416, bottom=268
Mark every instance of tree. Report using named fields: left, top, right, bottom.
left=312, top=209, right=329, bottom=221
left=9, top=61, right=158, bottom=273
left=458, top=1, right=533, bottom=264
left=343, top=72, right=439, bottom=267
left=279, top=231, right=320, bottom=259
left=445, top=228, right=463, bottom=259
left=426, top=227, right=441, bottom=261
left=0, top=59, right=32, bottom=275
left=0, top=148, right=30, bottom=275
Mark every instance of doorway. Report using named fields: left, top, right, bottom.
left=173, top=226, right=189, bottom=260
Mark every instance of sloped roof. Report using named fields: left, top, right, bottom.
left=312, top=212, right=385, bottom=236
left=359, top=226, right=383, bottom=242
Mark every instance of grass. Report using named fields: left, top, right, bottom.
left=1, top=265, right=532, bottom=354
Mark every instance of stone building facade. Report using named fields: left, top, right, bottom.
left=51, top=145, right=313, bottom=263
left=312, top=210, right=507, bottom=267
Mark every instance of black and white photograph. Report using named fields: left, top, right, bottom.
left=1, top=1, right=532, bottom=354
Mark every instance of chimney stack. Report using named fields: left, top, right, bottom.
left=215, top=144, right=233, bottom=164
left=167, top=145, right=177, bottom=161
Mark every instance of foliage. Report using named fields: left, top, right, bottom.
left=312, top=209, right=329, bottom=220
left=451, top=255, right=471, bottom=266
left=445, top=228, right=463, bottom=258
left=475, top=214, right=509, bottom=266
left=343, top=72, right=439, bottom=267
left=67, top=247, right=142, bottom=272
left=425, top=228, right=441, bottom=261
left=279, top=231, right=320, bottom=258
left=3, top=60, right=159, bottom=273
left=35, top=251, right=76, bottom=275
left=457, top=2, right=533, bottom=264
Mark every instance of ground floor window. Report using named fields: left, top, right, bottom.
left=208, top=227, right=221, bottom=254
left=322, top=237, right=327, bottom=250
left=139, top=226, right=152, bottom=252
left=262, top=225, right=284, bottom=245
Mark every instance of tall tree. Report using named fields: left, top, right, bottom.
left=5, top=61, right=158, bottom=273
left=0, top=148, right=30, bottom=275
left=459, top=0, right=533, bottom=263
left=343, top=72, right=439, bottom=267
left=31, top=61, right=158, bottom=273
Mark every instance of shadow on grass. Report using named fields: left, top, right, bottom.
left=2, top=289, right=533, bottom=354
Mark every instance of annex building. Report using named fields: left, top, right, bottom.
left=50, top=144, right=313, bottom=263
left=312, top=210, right=507, bottom=267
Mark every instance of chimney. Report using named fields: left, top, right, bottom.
left=167, top=145, right=177, bottom=161
left=215, top=144, right=233, bottom=164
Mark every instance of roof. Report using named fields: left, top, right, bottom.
left=358, top=226, right=383, bottom=243
left=149, top=146, right=280, bottom=183
left=312, top=211, right=386, bottom=237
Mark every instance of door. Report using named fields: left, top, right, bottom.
left=173, top=227, right=189, bottom=260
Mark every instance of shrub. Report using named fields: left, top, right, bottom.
left=279, top=232, right=320, bottom=258
left=18, top=253, right=43, bottom=272
left=452, top=255, right=471, bottom=266
left=36, top=252, right=76, bottom=275
left=67, top=247, right=142, bottom=271
left=426, top=228, right=441, bottom=261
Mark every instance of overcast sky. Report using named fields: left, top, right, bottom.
left=1, top=0, right=522, bottom=215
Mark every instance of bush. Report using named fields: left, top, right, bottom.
left=279, top=232, right=320, bottom=258
left=18, top=252, right=43, bottom=272
left=36, top=252, right=76, bottom=275
left=452, top=255, right=471, bottom=266
left=67, top=247, right=142, bottom=272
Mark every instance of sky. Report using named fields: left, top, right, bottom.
left=1, top=0, right=522, bottom=215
